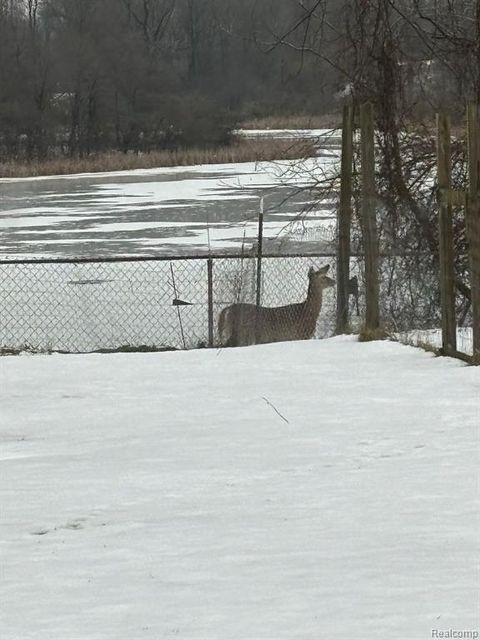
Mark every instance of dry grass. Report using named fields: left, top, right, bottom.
left=240, top=113, right=339, bottom=130
left=0, top=347, right=24, bottom=356
left=411, top=340, right=441, bottom=355
left=0, top=138, right=317, bottom=179
left=358, top=327, right=390, bottom=342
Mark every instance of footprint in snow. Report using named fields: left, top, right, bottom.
left=64, top=519, right=85, bottom=530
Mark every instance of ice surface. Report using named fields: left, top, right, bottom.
left=0, top=152, right=339, bottom=258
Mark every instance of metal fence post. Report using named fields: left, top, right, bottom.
left=207, top=257, right=214, bottom=348
left=255, top=198, right=264, bottom=344
left=436, top=113, right=457, bottom=356
left=256, top=197, right=264, bottom=308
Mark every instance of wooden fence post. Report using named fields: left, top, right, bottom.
left=466, top=103, right=480, bottom=362
left=436, top=113, right=457, bottom=355
left=336, top=103, right=354, bottom=334
left=207, top=257, right=214, bottom=348
left=360, top=102, right=380, bottom=332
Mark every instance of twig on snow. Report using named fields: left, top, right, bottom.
left=261, top=396, right=290, bottom=424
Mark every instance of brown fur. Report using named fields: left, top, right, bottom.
left=219, top=265, right=335, bottom=347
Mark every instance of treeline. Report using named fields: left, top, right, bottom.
left=1, top=0, right=479, bottom=164
left=0, top=0, right=335, bottom=161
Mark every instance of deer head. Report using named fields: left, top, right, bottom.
left=308, top=265, right=335, bottom=289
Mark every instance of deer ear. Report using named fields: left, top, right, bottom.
left=308, top=266, right=314, bottom=277
left=319, top=264, right=330, bottom=274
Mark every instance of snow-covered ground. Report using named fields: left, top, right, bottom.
left=1, top=337, right=479, bottom=639
left=235, top=128, right=341, bottom=144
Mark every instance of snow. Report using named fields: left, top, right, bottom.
left=1, top=337, right=479, bottom=639
left=235, top=128, right=341, bottom=141
left=401, top=328, right=474, bottom=356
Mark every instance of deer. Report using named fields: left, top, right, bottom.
left=218, top=264, right=335, bottom=347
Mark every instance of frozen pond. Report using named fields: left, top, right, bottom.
left=0, top=134, right=343, bottom=352
left=0, top=152, right=340, bottom=259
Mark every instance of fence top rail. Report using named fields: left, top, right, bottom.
left=0, top=251, right=339, bottom=266
left=0, top=250, right=443, bottom=266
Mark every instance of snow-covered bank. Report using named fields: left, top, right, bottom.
left=0, top=156, right=328, bottom=184
left=235, top=128, right=341, bottom=142
left=1, top=337, right=479, bottom=639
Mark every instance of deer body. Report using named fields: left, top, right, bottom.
left=218, top=265, right=334, bottom=347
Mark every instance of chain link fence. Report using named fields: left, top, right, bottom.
left=1, top=252, right=473, bottom=357
left=375, top=254, right=474, bottom=359
left=0, top=254, right=338, bottom=353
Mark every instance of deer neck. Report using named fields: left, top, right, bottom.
left=305, top=280, right=323, bottom=315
